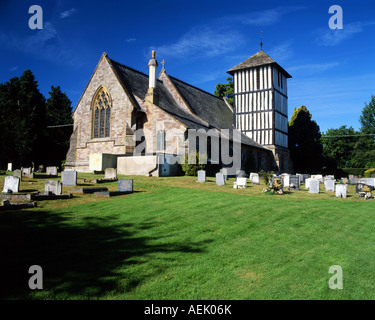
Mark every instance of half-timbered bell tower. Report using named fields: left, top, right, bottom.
left=227, top=48, right=292, bottom=172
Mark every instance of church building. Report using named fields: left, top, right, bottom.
left=65, top=48, right=291, bottom=176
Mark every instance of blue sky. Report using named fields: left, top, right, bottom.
left=0, top=0, right=374, bottom=133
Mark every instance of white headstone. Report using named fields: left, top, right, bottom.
left=324, top=179, right=335, bottom=192
left=216, top=173, right=225, bottom=186
left=2, top=176, right=20, bottom=193
left=44, top=180, right=63, bottom=195
left=336, top=184, right=347, bottom=198
left=22, top=167, right=32, bottom=175
left=251, top=173, right=260, bottom=185
left=305, top=178, right=312, bottom=189
left=7, top=163, right=12, bottom=171
left=282, top=174, right=290, bottom=188
left=105, top=168, right=117, bottom=180
left=236, top=177, right=247, bottom=188
left=308, top=179, right=320, bottom=194
left=46, top=166, right=58, bottom=175
left=197, top=170, right=206, bottom=183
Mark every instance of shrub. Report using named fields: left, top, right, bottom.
left=364, top=168, right=375, bottom=178
left=180, top=152, right=207, bottom=176
left=258, top=170, right=274, bottom=186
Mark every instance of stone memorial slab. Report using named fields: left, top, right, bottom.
left=7, top=163, right=12, bottom=171
left=105, top=168, right=117, bottom=180
left=118, top=179, right=133, bottom=192
left=61, top=170, right=77, bottom=186
left=324, top=179, right=335, bottom=192
left=22, top=167, right=32, bottom=175
left=197, top=170, right=206, bottom=183
left=236, top=170, right=246, bottom=178
left=216, top=173, right=225, bottom=186
left=308, top=179, right=320, bottom=194
left=251, top=173, right=260, bottom=185
left=236, top=177, right=247, bottom=188
left=282, top=174, right=290, bottom=188
left=13, top=169, right=22, bottom=180
left=44, top=180, right=63, bottom=195
left=359, top=185, right=372, bottom=199
left=305, top=178, right=311, bottom=189
left=46, top=166, right=58, bottom=176
left=2, top=176, right=20, bottom=193
left=289, top=175, right=300, bottom=190
left=336, top=184, right=347, bottom=198
left=220, top=168, right=228, bottom=180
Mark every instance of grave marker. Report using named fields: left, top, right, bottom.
left=324, top=179, right=335, bottom=192
left=216, top=173, right=225, bottom=186
left=44, top=180, right=62, bottom=195
left=61, top=170, right=77, bottom=186
left=2, top=176, right=20, bottom=193
left=197, top=170, right=206, bottom=183
left=308, top=179, right=320, bottom=193
left=336, top=184, right=347, bottom=198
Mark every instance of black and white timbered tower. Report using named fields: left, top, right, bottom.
left=227, top=49, right=292, bottom=172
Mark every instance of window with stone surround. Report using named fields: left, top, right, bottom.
left=92, top=87, right=111, bottom=139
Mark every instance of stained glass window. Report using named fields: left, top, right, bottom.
left=92, top=87, right=111, bottom=139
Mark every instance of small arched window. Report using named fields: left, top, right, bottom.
left=92, top=87, right=111, bottom=138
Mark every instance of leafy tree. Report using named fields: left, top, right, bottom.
left=214, top=77, right=233, bottom=105
left=321, top=126, right=357, bottom=168
left=359, top=95, right=375, bottom=134
left=288, top=106, right=324, bottom=173
left=45, top=86, right=73, bottom=166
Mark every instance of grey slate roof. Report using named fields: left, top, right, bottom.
left=108, top=57, right=269, bottom=151
left=227, top=50, right=292, bottom=78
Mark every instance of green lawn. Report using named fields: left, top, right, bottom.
left=1, top=173, right=375, bottom=300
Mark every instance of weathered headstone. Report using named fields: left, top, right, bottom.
left=335, top=184, right=347, bottom=198
left=118, top=179, right=133, bottom=192
left=236, top=177, right=247, bottom=188
left=197, top=170, right=206, bottom=183
left=105, top=168, right=117, bottom=180
left=13, top=169, right=22, bottom=181
left=2, top=176, right=20, bottom=193
left=324, top=179, right=335, bottom=192
left=236, top=170, right=246, bottom=178
left=251, top=173, right=260, bottom=185
left=216, top=173, right=225, bottom=186
left=22, top=167, right=32, bottom=175
left=289, top=175, right=300, bottom=190
left=46, top=166, right=58, bottom=176
left=7, top=163, right=12, bottom=171
left=281, top=174, right=290, bottom=188
left=61, top=170, right=77, bottom=186
left=44, top=180, right=63, bottom=195
left=308, top=179, right=320, bottom=194
left=220, top=168, right=228, bottom=180
left=305, top=178, right=311, bottom=189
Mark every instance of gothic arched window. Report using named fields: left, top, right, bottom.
left=92, top=88, right=111, bottom=138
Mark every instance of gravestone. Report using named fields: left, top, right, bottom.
left=105, top=168, right=117, bottom=180
left=216, top=173, right=225, bottom=186
left=302, top=174, right=310, bottom=184
left=61, top=170, right=77, bottom=186
left=340, top=177, right=349, bottom=185
left=7, top=163, right=12, bottom=171
left=22, top=167, right=32, bottom=175
left=236, top=177, right=247, bottom=188
left=324, top=179, right=335, bottom=192
left=289, top=175, right=300, bottom=190
left=220, top=168, right=228, bottom=180
left=2, top=176, right=20, bottom=193
left=236, top=170, right=246, bottom=178
left=335, top=184, right=347, bottom=198
left=197, top=170, right=206, bottom=183
left=308, top=179, right=320, bottom=194
left=305, top=178, right=311, bottom=189
left=118, top=179, right=133, bottom=192
left=13, top=169, right=22, bottom=181
left=356, top=183, right=368, bottom=194
left=46, top=166, right=58, bottom=176
left=251, top=173, right=260, bottom=185
left=359, top=185, right=372, bottom=199
left=281, top=174, right=290, bottom=188
left=296, top=174, right=304, bottom=184
left=44, top=180, right=63, bottom=195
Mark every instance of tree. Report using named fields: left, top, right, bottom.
left=214, top=77, right=233, bottom=105
left=45, top=86, right=73, bottom=166
left=359, top=95, right=375, bottom=134
left=288, top=106, right=324, bottom=173
left=322, top=125, right=357, bottom=168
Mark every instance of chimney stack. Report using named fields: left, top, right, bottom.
left=145, top=50, right=158, bottom=105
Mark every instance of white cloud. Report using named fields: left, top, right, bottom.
left=288, top=62, right=340, bottom=74
left=154, top=25, right=245, bottom=61
left=125, top=38, right=136, bottom=43
left=268, top=41, right=294, bottom=63
left=60, top=8, right=77, bottom=19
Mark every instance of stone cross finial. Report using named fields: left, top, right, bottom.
left=161, top=60, right=165, bottom=70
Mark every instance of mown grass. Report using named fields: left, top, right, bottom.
left=1, top=172, right=375, bottom=300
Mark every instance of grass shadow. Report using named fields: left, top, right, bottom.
left=0, top=208, right=210, bottom=299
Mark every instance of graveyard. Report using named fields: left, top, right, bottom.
left=1, top=169, right=375, bottom=300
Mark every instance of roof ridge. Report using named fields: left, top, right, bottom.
left=168, top=74, right=224, bottom=101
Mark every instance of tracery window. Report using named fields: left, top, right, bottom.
left=92, top=88, right=111, bottom=138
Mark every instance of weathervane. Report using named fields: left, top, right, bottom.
left=260, top=31, right=263, bottom=51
